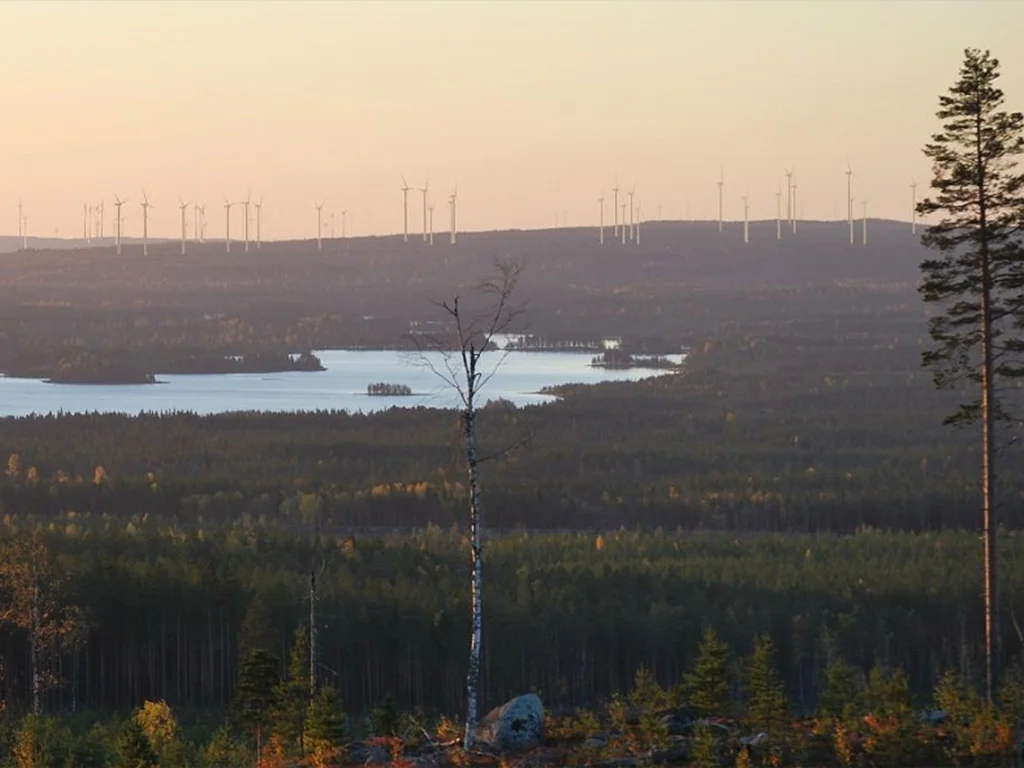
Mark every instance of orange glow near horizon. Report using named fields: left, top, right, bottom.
left=1, top=0, right=1023, bottom=240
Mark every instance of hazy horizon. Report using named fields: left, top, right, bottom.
left=3, top=0, right=1023, bottom=240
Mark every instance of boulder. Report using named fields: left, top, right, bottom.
left=475, top=693, right=545, bottom=752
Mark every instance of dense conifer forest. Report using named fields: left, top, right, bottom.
left=0, top=183, right=1021, bottom=765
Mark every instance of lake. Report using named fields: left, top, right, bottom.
left=0, top=348, right=683, bottom=417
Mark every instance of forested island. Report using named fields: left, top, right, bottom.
left=165, top=350, right=325, bottom=375
left=590, top=348, right=680, bottom=370
left=366, top=382, right=414, bottom=396
left=20, top=350, right=325, bottom=384
left=46, top=352, right=158, bottom=385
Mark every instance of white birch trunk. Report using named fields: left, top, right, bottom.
left=463, top=360, right=483, bottom=750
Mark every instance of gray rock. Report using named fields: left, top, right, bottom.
left=475, top=693, right=545, bottom=752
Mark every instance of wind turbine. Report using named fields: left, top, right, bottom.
left=419, top=179, right=429, bottom=243
left=140, top=189, right=153, bottom=256
left=315, top=201, right=324, bottom=250
left=178, top=198, right=189, bottom=254
left=862, top=199, right=868, bottom=245
left=776, top=188, right=782, bottom=241
left=242, top=191, right=251, bottom=252
left=598, top=191, right=605, bottom=244
left=400, top=175, right=412, bottom=243
left=255, top=196, right=263, bottom=249
left=742, top=195, right=749, bottom=244
left=448, top=185, right=458, bottom=245
left=620, top=203, right=627, bottom=243
left=791, top=184, right=798, bottom=234
left=97, top=201, right=105, bottom=241
left=197, top=204, right=206, bottom=243
left=427, top=203, right=433, bottom=245
left=635, top=202, right=641, bottom=245
left=113, top=194, right=127, bottom=255
left=341, top=209, right=347, bottom=240
left=911, top=181, right=918, bottom=235
left=611, top=175, right=620, bottom=237
left=846, top=162, right=855, bottom=245
left=784, top=168, right=794, bottom=225
left=223, top=197, right=234, bottom=253
left=717, top=169, right=724, bottom=233
left=193, top=202, right=200, bottom=244
left=627, top=186, right=636, bottom=241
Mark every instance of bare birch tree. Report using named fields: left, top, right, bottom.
left=0, top=532, right=83, bottom=714
left=416, top=260, right=524, bottom=750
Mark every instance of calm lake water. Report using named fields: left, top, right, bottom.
left=0, top=348, right=683, bottom=417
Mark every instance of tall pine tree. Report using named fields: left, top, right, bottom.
left=685, top=629, right=731, bottom=719
left=918, top=47, right=1024, bottom=702
left=745, top=635, right=789, bottom=737
left=272, top=624, right=311, bottom=755
left=233, top=648, right=281, bottom=765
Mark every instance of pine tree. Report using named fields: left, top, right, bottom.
left=745, top=634, right=789, bottom=737
left=685, top=629, right=731, bottom=719
left=271, top=625, right=311, bottom=755
left=204, top=725, right=244, bottom=768
left=115, top=716, right=158, bottom=768
left=918, top=47, right=1024, bottom=702
left=690, top=724, right=720, bottom=768
left=233, top=648, right=281, bottom=764
left=819, top=658, right=860, bottom=720
left=308, top=684, right=348, bottom=765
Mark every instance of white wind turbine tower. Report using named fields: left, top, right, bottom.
left=846, top=162, right=855, bottom=245
left=611, top=176, right=620, bottom=237
left=193, top=202, right=200, bottom=244
left=448, top=185, right=458, bottom=245
left=255, top=197, right=264, bottom=249
left=635, top=202, right=641, bottom=246
left=775, top=187, right=782, bottom=241
left=791, top=184, right=798, bottom=234
left=140, top=189, right=153, bottom=256
left=742, top=195, right=750, bottom=244
left=315, top=201, right=324, bottom=250
left=113, top=194, right=127, bottom=255
left=178, top=198, right=189, bottom=254
left=862, top=200, right=868, bottom=245
left=197, top=204, right=206, bottom=243
left=223, top=197, right=234, bottom=253
left=242, top=191, right=252, bottom=252
left=96, top=201, right=105, bottom=242
left=598, top=191, right=605, bottom=244
left=784, top=168, right=794, bottom=226
left=427, top=203, right=433, bottom=245
left=400, top=175, right=412, bottom=243
left=341, top=209, right=348, bottom=240
left=622, top=185, right=630, bottom=240
left=717, top=169, right=724, bottom=233
left=910, top=181, right=918, bottom=235
left=620, top=202, right=627, bottom=243
left=419, top=179, right=429, bottom=243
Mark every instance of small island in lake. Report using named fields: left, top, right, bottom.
left=47, top=352, right=157, bottom=385
left=367, top=382, right=414, bottom=396
left=590, top=349, right=679, bottom=370
left=164, top=350, right=326, bottom=375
